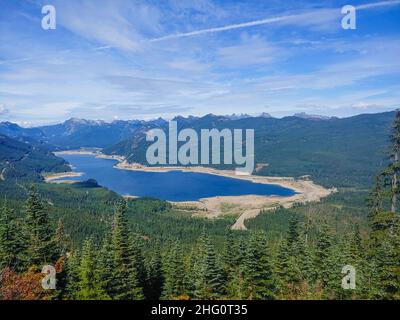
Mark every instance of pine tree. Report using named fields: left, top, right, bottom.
left=97, top=232, right=116, bottom=297
left=276, top=215, right=303, bottom=296
left=221, top=228, right=238, bottom=275
left=193, top=232, right=226, bottom=299
left=242, top=231, right=276, bottom=300
left=366, top=110, right=400, bottom=299
left=0, top=203, right=24, bottom=271
left=298, top=218, right=314, bottom=287
left=313, top=223, right=335, bottom=294
left=387, top=110, right=400, bottom=214
left=336, top=226, right=366, bottom=299
left=64, top=250, right=81, bottom=299
left=77, top=238, right=108, bottom=300
left=368, top=176, right=395, bottom=246
left=129, top=233, right=147, bottom=290
left=55, top=218, right=70, bottom=258
left=111, top=203, right=143, bottom=300
left=24, top=190, right=55, bottom=267
left=144, top=247, right=164, bottom=300
left=371, top=219, right=400, bottom=299
left=162, top=240, right=186, bottom=299
left=221, top=229, right=243, bottom=299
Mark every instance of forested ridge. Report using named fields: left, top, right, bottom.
left=104, top=111, right=394, bottom=188
left=0, top=185, right=398, bottom=300
left=0, top=134, right=70, bottom=182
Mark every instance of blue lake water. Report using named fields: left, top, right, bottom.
left=56, top=154, right=296, bottom=201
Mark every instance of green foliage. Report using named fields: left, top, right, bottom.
left=0, top=203, right=24, bottom=270
left=109, top=203, right=143, bottom=300
left=24, top=190, right=56, bottom=267
left=242, top=231, right=276, bottom=300
left=0, top=134, right=69, bottom=182
left=76, top=238, right=108, bottom=300
left=193, top=231, right=226, bottom=299
left=105, top=112, right=394, bottom=188
left=162, top=240, right=186, bottom=299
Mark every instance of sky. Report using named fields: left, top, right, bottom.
left=0, top=0, right=400, bottom=126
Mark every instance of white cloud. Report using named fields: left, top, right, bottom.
left=352, top=102, right=383, bottom=109
left=150, top=1, right=400, bottom=42
left=45, top=0, right=161, bottom=51
left=0, top=104, right=10, bottom=116
left=216, top=36, right=281, bottom=67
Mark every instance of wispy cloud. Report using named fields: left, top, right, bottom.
left=150, top=14, right=292, bottom=42
left=0, top=104, right=10, bottom=117
left=150, top=1, right=400, bottom=42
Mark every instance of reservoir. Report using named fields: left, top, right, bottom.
left=56, top=154, right=296, bottom=201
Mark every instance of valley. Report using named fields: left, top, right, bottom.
left=0, top=110, right=398, bottom=300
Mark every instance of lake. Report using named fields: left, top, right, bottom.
left=55, top=154, right=296, bottom=201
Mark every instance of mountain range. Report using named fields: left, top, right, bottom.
left=0, top=110, right=395, bottom=187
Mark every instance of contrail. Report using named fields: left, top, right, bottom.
left=150, top=0, right=400, bottom=42
left=150, top=15, right=295, bottom=42
left=356, top=0, right=400, bottom=9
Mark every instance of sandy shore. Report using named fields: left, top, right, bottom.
left=44, top=171, right=84, bottom=183
left=116, top=160, right=336, bottom=230
left=52, top=150, right=336, bottom=230
left=54, top=150, right=125, bottom=162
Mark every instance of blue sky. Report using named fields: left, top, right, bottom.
left=0, top=0, right=399, bottom=125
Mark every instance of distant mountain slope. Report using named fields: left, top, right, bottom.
left=0, top=121, right=45, bottom=140
left=37, top=118, right=167, bottom=149
left=104, top=111, right=394, bottom=188
left=0, top=118, right=166, bottom=149
left=0, top=134, right=70, bottom=182
left=1, top=111, right=394, bottom=187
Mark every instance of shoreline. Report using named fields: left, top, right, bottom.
left=51, top=149, right=336, bottom=230
left=44, top=171, right=84, bottom=183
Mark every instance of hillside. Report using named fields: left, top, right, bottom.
left=0, top=134, right=70, bottom=182
left=104, top=111, right=394, bottom=188
left=37, top=118, right=167, bottom=149
left=1, top=111, right=394, bottom=187
left=0, top=118, right=168, bottom=150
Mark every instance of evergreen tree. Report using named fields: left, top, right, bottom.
left=298, top=219, right=314, bottom=288
left=313, top=223, right=335, bottom=293
left=77, top=238, right=108, bottom=300
left=129, top=233, right=147, bottom=290
left=24, top=190, right=55, bottom=267
left=371, top=219, right=400, bottom=299
left=242, top=231, right=276, bottom=300
left=0, top=203, right=24, bottom=271
left=111, top=203, right=143, bottom=299
left=368, top=176, right=396, bottom=246
left=193, top=232, right=226, bottom=299
left=276, top=215, right=303, bottom=296
left=221, top=229, right=243, bottom=299
left=144, top=247, right=164, bottom=300
left=97, top=231, right=116, bottom=297
left=221, top=228, right=238, bottom=275
left=162, top=240, right=186, bottom=299
left=64, top=250, right=81, bottom=299
left=55, top=218, right=70, bottom=257
left=366, top=110, right=400, bottom=299
left=336, top=226, right=366, bottom=299
left=387, top=110, right=400, bottom=214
